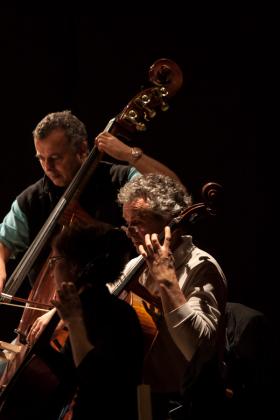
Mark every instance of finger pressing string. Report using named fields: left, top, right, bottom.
left=164, top=226, right=172, bottom=242
left=138, top=244, right=147, bottom=258
left=145, top=233, right=154, bottom=254
left=151, top=233, right=160, bottom=249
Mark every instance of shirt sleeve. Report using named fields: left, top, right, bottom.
left=0, top=200, right=30, bottom=257
left=165, top=284, right=221, bottom=361
left=128, top=167, right=141, bottom=180
left=165, top=261, right=226, bottom=361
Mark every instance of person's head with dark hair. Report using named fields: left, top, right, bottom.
left=33, top=110, right=89, bottom=188
left=33, top=110, right=88, bottom=149
left=50, top=223, right=131, bottom=290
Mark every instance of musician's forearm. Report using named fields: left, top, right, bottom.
left=131, top=153, right=182, bottom=184
left=0, top=243, right=11, bottom=292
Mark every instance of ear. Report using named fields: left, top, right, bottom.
left=77, top=139, right=89, bottom=159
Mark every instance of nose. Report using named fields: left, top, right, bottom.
left=43, top=157, right=57, bottom=172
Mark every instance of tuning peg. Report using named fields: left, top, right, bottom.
left=124, top=109, right=146, bottom=131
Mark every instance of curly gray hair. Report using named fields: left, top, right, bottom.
left=118, top=173, right=192, bottom=218
left=33, top=110, right=88, bottom=150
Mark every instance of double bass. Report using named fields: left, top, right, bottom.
left=0, top=59, right=183, bottom=418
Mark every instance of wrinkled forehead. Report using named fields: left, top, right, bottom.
left=34, top=129, right=69, bottom=152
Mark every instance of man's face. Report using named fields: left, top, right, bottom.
left=122, top=198, right=166, bottom=251
left=34, top=129, right=87, bottom=187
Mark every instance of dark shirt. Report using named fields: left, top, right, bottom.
left=17, top=161, right=133, bottom=243
left=65, top=283, right=144, bottom=420
left=16, top=162, right=134, bottom=285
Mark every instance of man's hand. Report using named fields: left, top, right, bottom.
left=138, top=226, right=177, bottom=290
left=95, top=132, right=131, bottom=162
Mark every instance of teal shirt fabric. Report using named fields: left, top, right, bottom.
left=0, top=200, right=29, bottom=257
left=128, top=167, right=140, bottom=180
left=0, top=167, right=140, bottom=257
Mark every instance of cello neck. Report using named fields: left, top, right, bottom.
left=111, top=256, right=146, bottom=297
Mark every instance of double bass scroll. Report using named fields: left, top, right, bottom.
left=111, top=58, right=183, bottom=136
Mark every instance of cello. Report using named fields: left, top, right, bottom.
left=0, top=58, right=183, bottom=418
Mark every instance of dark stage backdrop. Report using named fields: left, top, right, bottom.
left=0, top=14, right=261, bottom=336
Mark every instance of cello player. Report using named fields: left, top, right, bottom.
left=117, top=173, right=228, bottom=419
left=50, top=223, right=144, bottom=420
left=1, top=223, right=144, bottom=419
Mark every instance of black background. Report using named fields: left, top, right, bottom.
left=0, top=13, right=261, bottom=333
